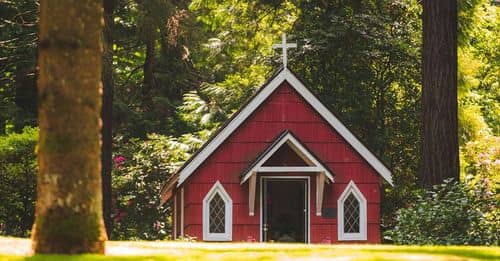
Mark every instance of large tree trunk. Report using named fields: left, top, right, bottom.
left=101, top=0, right=115, bottom=239
left=422, top=0, right=459, bottom=187
left=32, top=0, right=106, bottom=254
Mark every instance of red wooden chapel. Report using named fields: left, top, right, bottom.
left=160, top=34, right=393, bottom=244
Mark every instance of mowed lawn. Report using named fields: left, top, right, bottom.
left=0, top=237, right=498, bottom=261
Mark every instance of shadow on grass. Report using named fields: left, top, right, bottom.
left=2, top=244, right=498, bottom=261
left=364, top=245, right=499, bottom=260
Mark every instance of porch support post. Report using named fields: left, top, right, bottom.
left=316, top=172, right=326, bottom=216
left=248, top=172, right=257, bottom=216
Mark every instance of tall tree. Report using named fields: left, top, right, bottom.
left=136, top=0, right=171, bottom=107
left=0, top=0, right=39, bottom=133
left=32, top=0, right=106, bottom=253
left=422, top=0, right=459, bottom=187
left=101, top=0, right=115, bottom=238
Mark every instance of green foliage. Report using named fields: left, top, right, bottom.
left=386, top=178, right=499, bottom=245
left=291, top=0, right=422, bottom=227
left=457, top=1, right=499, bottom=139
left=0, top=127, right=38, bottom=237
left=111, top=133, right=203, bottom=240
left=179, top=83, right=236, bottom=130
left=184, top=0, right=298, bottom=129
left=457, top=1, right=499, bottom=209
left=112, top=0, right=199, bottom=138
left=461, top=135, right=500, bottom=186
left=0, top=0, right=38, bottom=134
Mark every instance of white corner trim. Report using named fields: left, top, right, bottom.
left=337, top=181, right=367, bottom=241
left=173, top=193, right=177, bottom=239
left=180, top=187, right=184, bottom=237
left=240, top=132, right=334, bottom=184
left=202, top=181, right=232, bottom=241
left=177, top=68, right=392, bottom=187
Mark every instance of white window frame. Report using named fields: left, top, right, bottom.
left=203, top=181, right=232, bottom=241
left=338, top=180, right=367, bottom=241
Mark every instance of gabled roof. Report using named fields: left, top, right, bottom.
left=162, top=68, right=393, bottom=198
left=240, top=130, right=335, bottom=183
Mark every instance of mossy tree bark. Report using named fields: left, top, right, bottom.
left=32, top=0, right=107, bottom=254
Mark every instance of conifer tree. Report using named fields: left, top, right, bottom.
left=422, top=0, right=459, bottom=186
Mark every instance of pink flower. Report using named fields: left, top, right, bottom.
left=153, top=221, right=163, bottom=230
left=113, top=155, right=126, bottom=169
left=114, top=210, right=127, bottom=222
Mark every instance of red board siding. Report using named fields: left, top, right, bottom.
left=311, top=224, right=335, bottom=243
left=179, top=82, right=382, bottom=244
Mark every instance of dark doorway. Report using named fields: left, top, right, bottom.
left=262, top=178, right=308, bottom=243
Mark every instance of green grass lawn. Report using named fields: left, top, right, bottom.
left=0, top=237, right=498, bottom=261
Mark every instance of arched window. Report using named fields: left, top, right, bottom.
left=338, top=181, right=367, bottom=241
left=203, top=181, right=232, bottom=241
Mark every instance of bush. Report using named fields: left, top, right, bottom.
left=111, top=133, right=202, bottom=240
left=386, top=178, right=499, bottom=245
left=0, top=127, right=38, bottom=237
left=461, top=135, right=499, bottom=186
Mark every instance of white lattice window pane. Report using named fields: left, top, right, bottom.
left=343, top=193, right=360, bottom=233
left=209, top=193, right=226, bottom=233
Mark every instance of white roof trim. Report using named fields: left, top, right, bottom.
left=177, top=68, right=393, bottom=186
left=240, top=132, right=334, bottom=184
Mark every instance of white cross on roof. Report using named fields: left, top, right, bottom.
left=273, top=33, right=297, bottom=69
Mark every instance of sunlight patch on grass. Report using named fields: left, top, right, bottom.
left=0, top=236, right=498, bottom=261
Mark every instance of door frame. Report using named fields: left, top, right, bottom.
left=259, top=175, right=310, bottom=243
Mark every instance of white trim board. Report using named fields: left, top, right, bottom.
left=176, top=68, right=393, bottom=186
left=240, top=131, right=334, bottom=184
left=260, top=176, right=310, bottom=243
left=180, top=187, right=184, bottom=237
left=173, top=193, right=177, bottom=239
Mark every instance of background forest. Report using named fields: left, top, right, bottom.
left=0, top=0, right=498, bottom=243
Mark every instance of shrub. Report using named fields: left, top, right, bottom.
left=111, top=133, right=202, bottom=240
left=461, top=135, right=499, bottom=186
left=386, top=178, right=499, bottom=245
left=0, top=127, right=38, bottom=237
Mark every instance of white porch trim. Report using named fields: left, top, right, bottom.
left=259, top=176, right=310, bottom=243
left=243, top=131, right=332, bottom=216
left=180, top=187, right=184, bottom=237
left=173, top=193, right=177, bottom=239
left=241, top=132, right=334, bottom=184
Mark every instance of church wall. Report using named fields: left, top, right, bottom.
left=180, top=81, right=382, bottom=243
